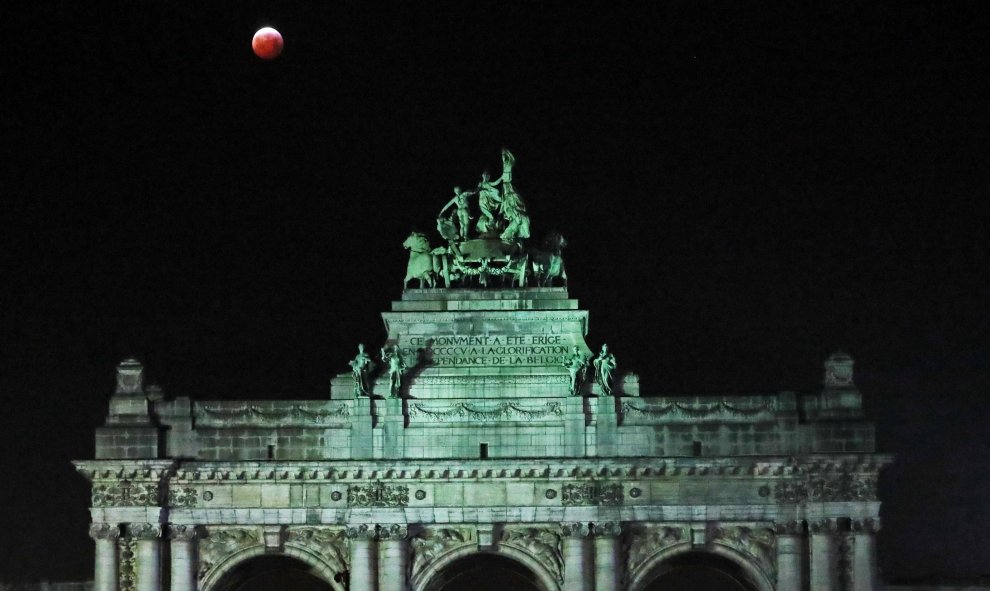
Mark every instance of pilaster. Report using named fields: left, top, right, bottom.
left=809, top=519, right=837, bottom=591
left=561, top=523, right=592, bottom=591
left=851, top=519, right=880, bottom=591
left=168, top=525, right=198, bottom=591
left=377, top=524, right=409, bottom=591
left=774, top=520, right=804, bottom=591
left=90, top=523, right=121, bottom=591
left=591, top=522, right=622, bottom=591
left=128, top=523, right=163, bottom=591
left=347, top=524, right=377, bottom=591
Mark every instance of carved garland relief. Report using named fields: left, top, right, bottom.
left=198, top=527, right=263, bottom=582
left=500, top=527, right=564, bottom=584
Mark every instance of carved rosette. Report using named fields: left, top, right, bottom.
left=92, top=482, right=162, bottom=507
left=410, top=528, right=474, bottom=582
left=286, top=527, right=348, bottom=572
left=627, top=525, right=686, bottom=576
left=89, top=523, right=121, bottom=541
left=561, top=482, right=623, bottom=506
left=500, top=527, right=564, bottom=584
left=198, top=527, right=262, bottom=582
left=347, top=482, right=409, bottom=507
left=712, top=525, right=776, bottom=583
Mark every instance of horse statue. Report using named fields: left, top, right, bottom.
left=530, top=232, right=567, bottom=287
left=403, top=232, right=437, bottom=289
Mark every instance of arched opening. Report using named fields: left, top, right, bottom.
left=210, top=555, right=340, bottom=591
left=639, top=551, right=760, bottom=591
left=424, top=553, right=544, bottom=591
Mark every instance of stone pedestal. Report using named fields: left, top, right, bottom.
left=130, top=524, right=162, bottom=591
left=775, top=522, right=804, bottom=591
left=90, top=524, right=119, bottom=591
left=592, top=522, right=622, bottom=591
left=168, top=525, right=198, bottom=591
left=348, top=525, right=376, bottom=591
left=561, top=523, right=592, bottom=591
left=810, top=520, right=836, bottom=591
left=377, top=525, right=408, bottom=591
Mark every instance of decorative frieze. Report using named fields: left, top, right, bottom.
left=409, top=375, right=569, bottom=386
left=591, top=522, right=622, bottom=538
left=562, top=482, right=623, bottom=506
left=773, top=473, right=878, bottom=503
left=198, top=528, right=262, bottom=581
left=167, top=525, right=198, bottom=542
left=167, top=487, right=197, bottom=507
left=347, top=481, right=409, bottom=507
left=627, top=525, right=685, bottom=575
left=500, top=527, right=564, bottom=583
left=621, top=400, right=775, bottom=419
left=773, top=520, right=802, bottom=536
left=851, top=518, right=881, bottom=534
left=196, top=403, right=349, bottom=426
left=559, top=522, right=590, bottom=538
left=127, top=523, right=163, bottom=539
left=407, top=401, right=563, bottom=422
left=92, top=482, right=161, bottom=507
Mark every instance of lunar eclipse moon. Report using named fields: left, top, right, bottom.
left=252, top=27, right=283, bottom=60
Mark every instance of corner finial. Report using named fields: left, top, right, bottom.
left=824, top=350, right=854, bottom=388
left=115, top=358, right=145, bottom=395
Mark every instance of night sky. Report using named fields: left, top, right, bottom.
left=3, top=2, right=988, bottom=583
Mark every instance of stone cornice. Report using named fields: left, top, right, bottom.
left=73, top=460, right=178, bottom=482
left=155, top=455, right=893, bottom=484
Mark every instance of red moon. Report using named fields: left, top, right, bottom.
left=252, top=27, right=283, bottom=60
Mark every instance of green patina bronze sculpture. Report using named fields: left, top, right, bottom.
left=593, top=344, right=617, bottom=396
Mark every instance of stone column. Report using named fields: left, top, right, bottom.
left=592, top=522, right=622, bottom=591
left=809, top=519, right=836, bottom=591
left=561, top=523, right=592, bottom=591
left=774, top=521, right=804, bottom=591
left=90, top=524, right=120, bottom=591
left=851, top=519, right=880, bottom=591
left=377, top=525, right=408, bottom=591
left=130, top=524, right=163, bottom=591
left=347, top=524, right=377, bottom=591
left=168, top=525, right=198, bottom=591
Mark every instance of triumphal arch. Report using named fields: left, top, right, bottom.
left=76, top=150, right=892, bottom=591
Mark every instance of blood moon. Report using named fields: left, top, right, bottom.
left=252, top=27, right=283, bottom=60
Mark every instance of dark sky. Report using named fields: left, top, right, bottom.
left=3, top=1, right=988, bottom=583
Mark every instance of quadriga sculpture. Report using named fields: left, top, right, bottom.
left=530, top=232, right=568, bottom=287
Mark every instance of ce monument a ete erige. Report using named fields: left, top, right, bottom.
left=75, top=150, right=892, bottom=591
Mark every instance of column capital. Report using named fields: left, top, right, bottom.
left=851, top=518, right=881, bottom=534
left=809, top=518, right=836, bottom=534
left=560, top=522, right=591, bottom=538
left=773, top=520, right=802, bottom=535
left=167, top=524, right=199, bottom=541
left=591, top=522, right=621, bottom=538
left=346, top=524, right=377, bottom=540
left=128, top=523, right=163, bottom=540
left=377, top=524, right=409, bottom=541
left=89, top=523, right=121, bottom=541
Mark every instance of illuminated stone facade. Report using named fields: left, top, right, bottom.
left=76, top=287, right=891, bottom=590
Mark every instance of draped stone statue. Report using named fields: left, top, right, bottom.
left=562, top=346, right=589, bottom=396
left=347, top=344, right=375, bottom=396
left=381, top=345, right=407, bottom=397
left=593, top=344, right=617, bottom=396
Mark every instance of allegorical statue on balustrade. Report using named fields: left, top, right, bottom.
left=348, top=343, right=375, bottom=396
left=593, top=344, right=617, bottom=396
left=381, top=345, right=407, bottom=397
left=563, top=346, right=590, bottom=396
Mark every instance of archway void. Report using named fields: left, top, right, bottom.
left=640, top=551, right=759, bottom=591
left=210, top=555, right=339, bottom=591
left=424, top=553, right=543, bottom=591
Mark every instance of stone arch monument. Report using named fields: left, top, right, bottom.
left=76, top=151, right=891, bottom=590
